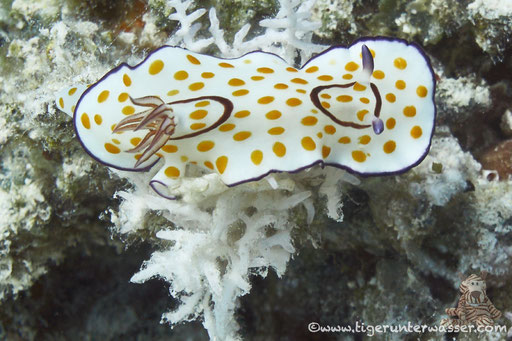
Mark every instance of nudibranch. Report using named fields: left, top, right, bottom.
left=56, top=37, right=435, bottom=199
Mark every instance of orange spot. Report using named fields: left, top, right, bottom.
left=165, top=166, right=180, bottom=178
left=338, top=136, right=351, bottom=144
left=395, top=80, right=406, bottom=90
left=372, top=70, right=385, bottom=79
left=357, top=109, right=369, bottom=121
left=345, top=61, right=359, bottom=71
left=234, top=110, right=250, bottom=118
left=394, top=57, right=407, bottom=70
left=216, top=156, right=228, bottom=174
left=342, top=74, right=353, bottom=80
left=123, top=74, right=132, bottom=86
left=337, top=95, right=352, bottom=102
left=324, top=125, right=336, bottom=135
left=358, top=135, right=371, bottom=145
left=251, top=150, right=263, bottom=165
left=286, top=98, right=302, bottom=107
left=219, top=123, right=235, bottom=132
left=94, top=114, right=102, bottom=125
left=383, top=140, right=396, bottom=153
left=301, top=136, right=316, bottom=151
left=403, top=105, right=416, bottom=117
left=257, top=67, right=274, bottom=73
left=416, top=86, right=428, bottom=97
left=189, top=82, right=205, bottom=91
left=59, top=97, right=64, bottom=108
left=296, top=89, right=306, bottom=94
left=167, top=90, right=179, bottom=96
left=71, top=105, right=75, bottom=112
left=149, top=59, right=164, bottom=75
left=187, top=54, right=201, bottom=65
left=317, top=132, right=323, bottom=138
left=233, top=131, right=251, bottom=141
left=105, top=143, right=120, bottom=154
left=180, top=156, right=188, bottom=162
left=195, top=100, right=210, bottom=107
left=174, top=70, right=189, bottom=80
left=122, top=106, right=135, bottom=115
left=130, top=137, right=141, bottom=146
left=81, top=113, right=90, bottom=129
left=321, top=94, right=331, bottom=99
left=291, top=78, right=308, bottom=84
left=191, top=123, right=206, bottom=130
left=97, top=90, right=109, bottom=103
left=204, top=161, right=214, bottom=170
left=265, top=110, right=282, bottom=120
left=353, top=82, right=366, bottom=91
left=202, top=72, right=215, bottom=78
left=410, top=125, right=423, bottom=138
left=68, top=87, right=77, bottom=95
left=251, top=76, right=264, bottom=81
left=268, top=127, right=285, bottom=135
left=274, top=83, right=288, bottom=89
left=305, top=66, right=318, bottom=73
left=197, top=140, right=215, bottom=152
left=322, top=101, right=331, bottom=108
left=322, top=146, right=331, bottom=158
left=286, top=67, right=298, bottom=72
left=385, top=93, right=396, bottom=103
left=352, top=150, right=366, bottom=162
left=360, top=97, right=370, bottom=104
left=112, top=139, right=121, bottom=145
left=258, top=96, right=274, bottom=104
left=162, top=145, right=178, bottom=153
left=118, top=92, right=129, bottom=102
left=273, top=142, right=286, bottom=157
left=386, top=118, right=396, bottom=129
left=111, top=124, right=116, bottom=131
left=232, top=89, right=249, bottom=96
left=228, top=78, right=245, bottom=86
left=219, top=62, right=234, bottom=68
left=317, top=75, right=333, bottom=81
left=190, top=109, right=208, bottom=120
left=301, top=116, right=318, bottom=126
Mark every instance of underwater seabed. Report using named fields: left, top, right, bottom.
left=1, top=0, right=512, bottom=340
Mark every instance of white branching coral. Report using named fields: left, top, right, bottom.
left=164, top=0, right=213, bottom=51
left=162, top=0, right=324, bottom=62
left=125, top=177, right=310, bottom=339
left=113, top=164, right=351, bottom=339
left=109, top=1, right=343, bottom=339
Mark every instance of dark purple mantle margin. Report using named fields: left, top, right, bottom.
left=72, top=36, right=436, bottom=196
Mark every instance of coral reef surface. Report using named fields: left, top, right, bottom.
left=0, top=0, right=511, bottom=340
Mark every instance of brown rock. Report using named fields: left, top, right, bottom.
left=480, top=139, right=512, bottom=180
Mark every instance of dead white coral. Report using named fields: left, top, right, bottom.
left=157, top=0, right=324, bottom=63
left=128, top=187, right=306, bottom=340
left=163, top=0, right=214, bottom=51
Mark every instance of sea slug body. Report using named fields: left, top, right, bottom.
left=56, top=37, right=436, bottom=199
